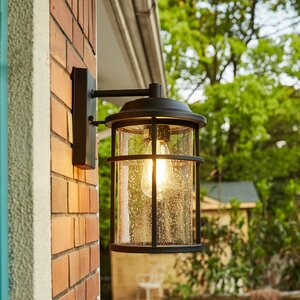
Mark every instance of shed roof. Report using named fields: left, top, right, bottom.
left=202, top=181, right=259, bottom=203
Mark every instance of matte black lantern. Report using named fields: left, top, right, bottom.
left=72, top=68, right=206, bottom=253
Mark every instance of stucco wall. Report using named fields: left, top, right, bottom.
left=8, top=0, right=51, bottom=299
left=8, top=0, right=34, bottom=298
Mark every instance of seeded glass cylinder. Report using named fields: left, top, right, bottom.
left=117, top=125, right=151, bottom=245
left=156, top=125, right=194, bottom=245
left=116, top=124, right=194, bottom=247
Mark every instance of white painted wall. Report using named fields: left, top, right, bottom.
left=33, top=0, right=51, bottom=298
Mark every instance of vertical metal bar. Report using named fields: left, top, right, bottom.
left=110, top=127, right=116, bottom=244
left=0, top=0, right=9, bottom=297
left=151, top=119, right=157, bottom=247
left=195, top=126, right=201, bottom=244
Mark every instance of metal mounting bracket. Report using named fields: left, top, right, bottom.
left=72, top=67, right=163, bottom=169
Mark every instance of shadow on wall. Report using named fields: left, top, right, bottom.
left=111, top=252, right=177, bottom=300
left=100, top=249, right=112, bottom=299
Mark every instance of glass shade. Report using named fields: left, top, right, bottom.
left=115, top=123, right=195, bottom=247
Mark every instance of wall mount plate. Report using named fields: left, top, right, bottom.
left=72, top=67, right=96, bottom=169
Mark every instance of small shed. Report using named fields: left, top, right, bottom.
left=201, top=181, right=259, bottom=235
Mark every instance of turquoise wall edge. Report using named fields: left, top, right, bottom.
left=0, top=0, right=9, bottom=298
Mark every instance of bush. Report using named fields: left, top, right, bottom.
left=168, top=190, right=300, bottom=298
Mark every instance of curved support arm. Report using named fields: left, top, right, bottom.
left=91, top=83, right=162, bottom=99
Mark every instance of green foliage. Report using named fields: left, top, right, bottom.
left=159, top=0, right=261, bottom=90
left=169, top=195, right=300, bottom=297
left=169, top=201, right=249, bottom=297
left=159, top=0, right=300, bottom=94
left=97, top=100, right=119, bottom=274
left=159, top=0, right=300, bottom=296
left=98, top=137, right=111, bottom=249
left=191, top=75, right=300, bottom=182
left=246, top=179, right=300, bottom=290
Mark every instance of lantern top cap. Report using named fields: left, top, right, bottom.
left=105, top=97, right=207, bottom=128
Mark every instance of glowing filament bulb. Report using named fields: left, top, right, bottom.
left=141, top=140, right=174, bottom=200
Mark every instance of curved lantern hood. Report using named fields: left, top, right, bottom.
left=105, top=97, right=207, bottom=128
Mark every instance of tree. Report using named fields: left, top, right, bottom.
left=159, top=0, right=300, bottom=97
left=159, top=0, right=300, bottom=293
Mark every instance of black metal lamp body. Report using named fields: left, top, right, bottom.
left=72, top=67, right=207, bottom=253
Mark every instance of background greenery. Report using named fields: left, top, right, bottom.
left=98, top=100, right=118, bottom=289
left=99, top=0, right=300, bottom=297
left=159, top=0, right=300, bottom=297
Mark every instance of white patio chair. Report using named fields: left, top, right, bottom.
left=136, top=265, right=164, bottom=300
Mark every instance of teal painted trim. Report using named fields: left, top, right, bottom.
left=0, top=0, right=9, bottom=298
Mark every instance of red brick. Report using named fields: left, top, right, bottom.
left=50, top=18, right=66, bottom=67
left=67, top=110, right=73, bottom=144
left=74, top=166, right=85, bottom=182
left=90, top=244, right=99, bottom=272
left=89, top=188, right=98, bottom=213
left=73, top=21, right=84, bottom=57
left=52, top=176, right=68, bottom=213
left=72, top=0, right=78, bottom=19
left=73, top=167, right=78, bottom=180
left=52, top=255, right=69, bottom=297
left=78, top=168, right=85, bottom=182
left=69, top=251, right=80, bottom=286
left=51, top=97, right=67, bottom=139
left=88, top=0, right=93, bottom=46
left=59, top=290, right=75, bottom=300
left=51, top=61, right=72, bottom=108
left=68, top=181, right=79, bottom=213
left=52, top=216, right=74, bottom=254
left=85, top=162, right=98, bottom=186
left=85, top=216, right=98, bottom=243
left=66, top=42, right=85, bottom=74
left=91, top=0, right=96, bottom=51
left=75, top=281, right=86, bottom=300
left=83, top=0, right=88, bottom=37
left=79, top=184, right=89, bottom=213
left=78, top=0, right=84, bottom=29
left=51, top=136, right=73, bottom=178
left=86, top=272, right=99, bottom=300
left=50, top=0, right=73, bottom=41
left=75, top=216, right=85, bottom=247
left=79, top=247, right=90, bottom=278
left=84, top=39, right=96, bottom=78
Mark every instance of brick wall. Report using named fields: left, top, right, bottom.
left=50, top=0, right=99, bottom=299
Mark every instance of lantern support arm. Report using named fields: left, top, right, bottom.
left=91, top=83, right=162, bottom=99
left=89, top=83, right=163, bottom=126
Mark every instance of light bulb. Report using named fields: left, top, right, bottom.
left=141, top=139, right=174, bottom=200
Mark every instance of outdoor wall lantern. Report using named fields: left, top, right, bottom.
left=72, top=67, right=206, bottom=253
